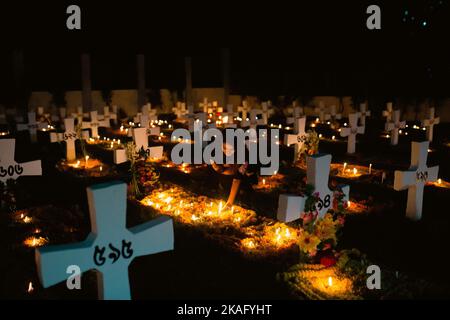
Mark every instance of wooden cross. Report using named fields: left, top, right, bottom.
left=340, top=113, right=365, bottom=154
left=394, top=141, right=439, bottom=220
left=35, top=181, right=174, bottom=299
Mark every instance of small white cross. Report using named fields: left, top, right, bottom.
left=314, top=101, right=327, bottom=122
left=394, top=141, right=439, bottom=220
left=359, top=103, right=371, bottom=126
left=82, top=111, right=109, bottom=139
left=16, top=112, right=47, bottom=142
left=382, top=102, right=394, bottom=122
left=71, top=107, right=89, bottom=125
left=50, top=118, right=79, bottom=161
left=340, top=113, right=365, bottom=154
left=325, top=105, right=342, bottom=121
left=385, top=109, right=405, bottom=146
left=35, top=181, right=174, bottom=300
left=284, top=117, right=307, bottom=163
left=421, top=107, right=439, bottom=142
left=114, top=128, right=164, bottom=164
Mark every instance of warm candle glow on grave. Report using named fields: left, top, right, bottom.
left=291, top=264, right=357, bottom=299
left=254, top=174, right=285, bottom=191
left=24, top=236, right=48, bottom=248
left=331, top=163, right=378, bottom=179
left=0, top=131, right=10, bottom=136
left=140, top=185, right=256, bottom=228
left=27, top=282, right=34, bottom=294
left=427, top=178, right=450, bottom=189
left=240, top=223, right=299, bottom=253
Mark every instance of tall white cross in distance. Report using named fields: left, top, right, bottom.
left=394, top=141, right=439, bottom=221
left=0, top=139, right=42, bottom=183
left=340, top=113, right=365, bottom=154
left=421, top=107, right=440, bottom=142
left=385, top=109, right=406, bottom=146
left=358, top=103, right=371, bottom=126
left=35, top=181, right=174, bottom=299
left=284, top=117, right=307, bottom=163
left=325, top=105, right=342, bottom=122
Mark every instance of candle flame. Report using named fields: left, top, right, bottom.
left=27, top=282, right=34, bottom=293
left=328, top=276, right=333, bottom=287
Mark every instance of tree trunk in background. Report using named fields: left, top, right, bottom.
left=137, top=53, right=146, bottom=109
left=81, top=53, right=92, bottom=111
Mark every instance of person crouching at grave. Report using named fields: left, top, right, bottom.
left=210, top=142, right=258, bottom=208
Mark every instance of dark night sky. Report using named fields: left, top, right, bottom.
left=0, top=1, right=449, bottom=104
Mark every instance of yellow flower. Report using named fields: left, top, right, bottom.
left=314, top=214, right=337, bottom=242
left=298, top=230, right=321, bottom=255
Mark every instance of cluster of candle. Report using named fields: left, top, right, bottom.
left=0, top=131, right=9, bottom=136
left=240, top=222, right=298, bottom=253
left=40, top=125, right=55, bottom=132
left=332, top=163, right=373, bottom=179
left=294, top=265, right=356, bottom=299
left=23, top=236, right=48, bottom=248
left=88, top=136, right=122, bottom=149
left=14, top=211, right=33, bottom=224
left=140, top=185, right=256, bottom=228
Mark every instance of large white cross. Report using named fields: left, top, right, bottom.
left=0, top=139, right=42, bottom=182
left=394, top=141, right=439, bottom=221
left=382, top=102, right=394, bottom=122
left=284, top=117, right=307, bottom=163
left=421, top=107, right=439, bottom=142
left=82, top=111, right=109, bottom=139
left=385, top=109, right=406, bottom=146
left=277, top=153, right=350, bottom=222
left=35, top=181, right=174, bottom=300
left=16, top=112, right=47, bottom=142
left=172, top=102, right=188, bottom=120
left=340, top=113, right=365, bottom=154
left=114, top=128, right=164, bottom=164
left=50, top=118, right=79, bottom=161
left=359, top=103, right=371, bottom=126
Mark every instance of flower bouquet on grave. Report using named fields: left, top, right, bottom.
left=128, top=143, right=160, bottom=199
left=296, top=130, right=319, bottom=168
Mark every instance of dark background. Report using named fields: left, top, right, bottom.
left=0, top=0, right=449, bottom=104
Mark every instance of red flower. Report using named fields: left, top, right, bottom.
left=320, top=255, right=337, bottom=267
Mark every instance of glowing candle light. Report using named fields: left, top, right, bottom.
left=218, top=201, right=223, bottom=214
left=100, top=166, right=103, bottom=172
left=369, top=163, right=372, bottom=174
left=85, top=155, right=89, bottom=168
left=438, top=178, right=442, bottom=184
left=332, top=135, right=335, bottom=140
left=262, top=178, right=266, bottom=185
left=353, top=168, right=357, bottom=176
left=343, top=162, right=347, bottom=174
left=328, top=276, right=333, bottom=287
left=27, top=282, right=34, bottom=293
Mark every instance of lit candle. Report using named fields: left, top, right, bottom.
left=218, top=201, right=223, bottom=214
left=438, top=178, right=442, bottom=185
left=27, top=282, right=34, bottom=293
left=328, top=276, right=333, bottom=287
left=369, top=163, right=372, bottom=174
left=343, top=162, right=347, bottom=175
left=332, top=135, right=335, bottom=140
left=353, top=168, right=357, bottom=176
left=262, top=178, right=266, bottom=185
left=85, top=155, right=89, bottom=168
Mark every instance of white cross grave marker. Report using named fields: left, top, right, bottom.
left=284, top=117, right=307, bottom=163
left=237, top=102, right=251, bottom=124
left=340, top=113, right=365, bottom=154
left=0, top=139, right=42, bottom=182
left=222, top=104, right=237, bottom=128
left=394, top=141, right=439, bottom=221
left=277, top=153, right=350, bottom=222
left=385, top=109, right=406, bottom=146
left=114, top=128, right=164, bottom=164
left=71, top=107, right=89, bottom=125
left=188, top=113, right=207, bottom=132
left=35, top=181, right=174, bottom=300
left=50, top=118, right=78, bottom=161
left=359, top=103, right=371, bottom=126
left=16, top=112, right=47, bottom=142
left=82, top=111, right=109, bottom=139
left=421, top=107, right=440, bottom=142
